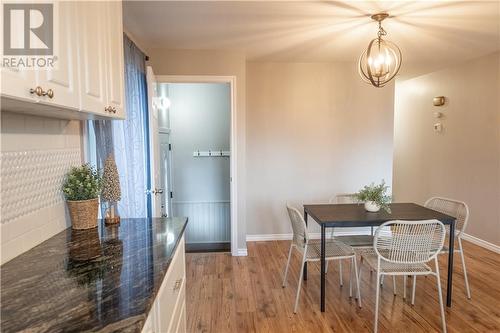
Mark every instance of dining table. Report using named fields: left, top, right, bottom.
left=302, top=202, right=456, bottom=312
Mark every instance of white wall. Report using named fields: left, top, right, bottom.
left=168, top=83, right=230, bottom=202
left=0, top=112, right=82, bottom=264
left=393, top=52, right=500, bottom=246
left=246, top=62, right=395, bottom=236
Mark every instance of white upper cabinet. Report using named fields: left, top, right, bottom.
left=75, top=0, right=108, bottom=116
left=0, top=3, right=38, bottom=103
left=0, top=1, right=126, bottom=120
left=38, top=1, right=79, bottom=110
left=104, top=1, right=126, bottom=119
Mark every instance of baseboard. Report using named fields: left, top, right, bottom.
left=246, top=227, right=372, bottom=242
left=234, top=248, right=248, bottom=256
left=461, top=233, right=500, bottom=254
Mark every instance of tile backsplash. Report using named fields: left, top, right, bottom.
left=1, top=112, right=82, bottom=264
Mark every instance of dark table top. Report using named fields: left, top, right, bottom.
left=304, top=202, right=455, bottom=227
left=1, top=217, right=188, bottom=333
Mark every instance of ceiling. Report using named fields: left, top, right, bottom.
left=123, top=1, right=500, bottom=68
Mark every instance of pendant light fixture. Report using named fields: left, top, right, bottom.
left=358, top=13, right=402, bottom=88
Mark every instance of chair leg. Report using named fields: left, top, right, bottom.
left=393, top=276, right=397, bottom=295
left=403, top=275, right=407, bottom=299
left=411, top=275, right=416, bottom=305
left=349, top=260, right=353, bottom=298
left=339, top=260, right=343, bottom=286
left=353, top=257, right=362, bottom=307
left=374, top=273, right=381, bottom=333
left=294, top=254, right=307, bottom=313
left=458, top=238, right=472, bottom=299
left=435, top=258, right=447, bottom=333
left=282, top=244, right=293, bottom=288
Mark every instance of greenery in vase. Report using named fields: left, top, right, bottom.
left=354, top=180, right=392, bottom=213
left=63, top=164, right=102, bottom=201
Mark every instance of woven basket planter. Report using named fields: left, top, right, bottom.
left=67, top=198, right=99, bottom=230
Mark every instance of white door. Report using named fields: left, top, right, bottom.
left=146, top=66, right=163, bottom=217
left=38, top=1, right=79, bottom=110
left=159, top=132, right=172, bottom=217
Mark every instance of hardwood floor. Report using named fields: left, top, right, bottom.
left=186, top=240, right=500, bottom=333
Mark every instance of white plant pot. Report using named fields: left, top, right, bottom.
left=364, top=201, right=381, bottom=213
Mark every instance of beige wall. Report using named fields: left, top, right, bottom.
left=147, top=49, right=247, bottom=252
left=246, top=62, right=395, bottom=235
left=0, top=112, right=82, bottom=263
left=393, top=52, right=500, bottom=246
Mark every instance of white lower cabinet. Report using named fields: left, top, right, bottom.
left=142, top=236, right=186, bottom=333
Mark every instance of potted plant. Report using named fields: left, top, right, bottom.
left=354, top=180, right=392, bottom=213
left=63, top=164, right=102, bottom=230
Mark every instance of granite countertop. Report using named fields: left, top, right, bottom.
left=1, top=217, right=188, bottom=333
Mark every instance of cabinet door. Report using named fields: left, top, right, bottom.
left=76, top=1, right=108, bottom=116
left=104, top=0, right=126, bottom=119
left=0, top=4, right=38, bottom=102
left=37, top=1, right=79, bottom=110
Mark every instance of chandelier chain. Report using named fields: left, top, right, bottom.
left=377, top=21, right=387, bottom=39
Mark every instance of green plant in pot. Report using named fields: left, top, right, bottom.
left=63, top=164, right=102, bottom=230
left=354, top=180, right=392, bottom=213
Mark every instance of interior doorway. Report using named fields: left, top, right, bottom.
left=147, top=71, right=237, bottom=253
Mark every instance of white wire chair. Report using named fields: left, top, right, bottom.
left=421, top=197, right=471, bottom=299
left=282, top=204, right=361, bottom=313
left=325, top=194, right=374, bottom=287
left=359, top=220, right=447, bottom=333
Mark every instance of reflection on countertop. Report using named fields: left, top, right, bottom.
left=1, top=217, right=188, bottom=333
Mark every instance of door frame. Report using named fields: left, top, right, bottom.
left=156, top=75, right=238, bottom=256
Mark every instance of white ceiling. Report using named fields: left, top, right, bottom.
left=123, top=1, right=500, bottom=67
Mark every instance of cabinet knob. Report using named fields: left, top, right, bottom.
left=30, top=86, right=44, bottom=96
left=29, top=87, right=54, bottom=99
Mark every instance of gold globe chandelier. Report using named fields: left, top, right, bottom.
left=358, top=13, right=402, bottom=88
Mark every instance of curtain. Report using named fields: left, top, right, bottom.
left=92, top=34, right=150, bottom=218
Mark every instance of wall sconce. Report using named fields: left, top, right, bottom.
left=433, top=96, right=446, bottom=106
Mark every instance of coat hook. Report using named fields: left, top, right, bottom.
left=197, top=150, right=200, bottom=156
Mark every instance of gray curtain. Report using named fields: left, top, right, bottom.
left=92, top=34, right=149, bottom=218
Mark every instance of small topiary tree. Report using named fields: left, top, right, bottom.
left=101, top=156, right=122, bottom=224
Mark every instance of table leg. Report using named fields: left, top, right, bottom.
left=446, top=220, right=455, bottom=307
left=303, top=210, right=308, bottom=281
left=320, top=224, right=326, bottom=312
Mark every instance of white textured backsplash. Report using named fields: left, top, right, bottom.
left=1, top=112, right=82, bottom=264
left=1, top=149, right=80, bottom=224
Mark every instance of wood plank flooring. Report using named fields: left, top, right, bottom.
left=186, top=240, right=500, bottom=333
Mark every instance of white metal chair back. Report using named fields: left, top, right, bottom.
left=424, top=197, right=469, bottom=236
left=286, top=204, right=309, bottom=249
left=374, top=220, right=446, bottom=264
left=329, top=193, right=358, bottom=204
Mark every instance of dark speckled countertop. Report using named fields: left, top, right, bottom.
left=1, top=217, right=188, bottom=333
